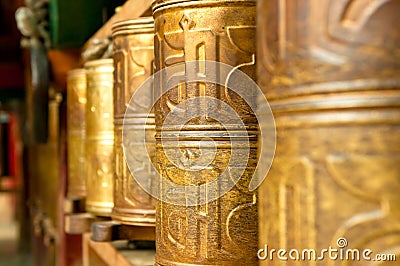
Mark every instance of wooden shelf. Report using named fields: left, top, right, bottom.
left=48, top=49, right=81, bottom=90
left=82, top=233, right=155, bottom=266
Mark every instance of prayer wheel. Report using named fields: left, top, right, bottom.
left=66, top=68, right=87, bottom=199
left=257, top=0, right=400, bottom=264
left=84, top=59, right=114, bottom=217
left=153, top=0, right=258, bottom=265
left=111, top=17, right=156, bottom=226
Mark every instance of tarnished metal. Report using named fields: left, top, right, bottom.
left=66, top=68, right=87, bottom=199
left=153, top=1, right=258, bottom=265
left=257, top=0, right=400, bottom=264
left=111, top=17, right=156, bottom=227
left=84, top=58, right=114, bottom=217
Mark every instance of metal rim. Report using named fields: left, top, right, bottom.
left=152, top=0, right=256, bottom=15
left=112, top=17, right=154, bottom=37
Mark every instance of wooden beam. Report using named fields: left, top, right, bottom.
left=48, top=49, right=81, bottom=90
left=81, top=0, right=152, bottom=54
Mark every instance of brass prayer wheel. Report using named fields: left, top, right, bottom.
left=66, top=68, right=87, bottom=199
left=111, top=17, right=156, bottom=226
left=84, top=59, right=114, bottom=217
left=153, top=0, right=258, bottom=265
left=257, top=0, right=400, bottom=264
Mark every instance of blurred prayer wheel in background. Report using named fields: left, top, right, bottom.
left=257, top=0, right=400, bottom=264
left=111, top=17, right=156, bottom=226
left=33, top=88, right=62, bottom=245
left=84, top=59, right=114, bottom=217
left=66, top=68, right=87, bottom=199
left=153, top=0, right=258, bottom=265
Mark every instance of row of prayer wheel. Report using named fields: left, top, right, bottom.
left=66, top=18, right=156, bottom=221
left=65, top=0, right=400, bottom=265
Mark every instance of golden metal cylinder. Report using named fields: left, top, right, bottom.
left=66, top=68, right=87, bottom=198
left=257, top=0, right=400, bottom=264
left=111, top=17, right=156, bottom=226
left=153, top=1, right=258, bottom=265
left=84, top=59, right=114, bottom=217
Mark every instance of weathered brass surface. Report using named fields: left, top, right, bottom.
left=66, top=68, right=87, bottom=199
left=153, top=1, right=258, bottom=265
left=84, top=58, right=115, bottom=217
left=257, top=0, right=400, bottom=264
left=111, top=17, right=156, bottom=227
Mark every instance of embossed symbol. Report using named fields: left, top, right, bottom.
left=123, top=61, right=276, bottom=205
left=179, top=13, right=196, bottom=31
